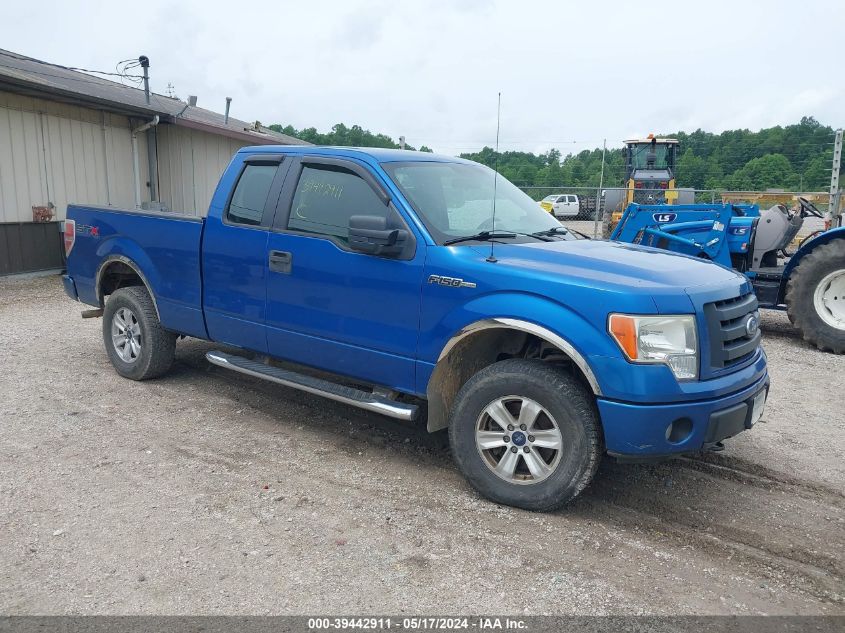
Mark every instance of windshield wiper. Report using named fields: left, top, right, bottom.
left=568, top=228, right=592, bottom=240
left=443, top=230, right=555, bottom=246
left=531, top=226, right=592, bottom=240
left=443, top=231, right=517, bottom=246
left=531, top=226, right=569, bottom=237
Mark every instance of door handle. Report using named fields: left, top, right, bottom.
left=269, top=250, right=292, bottom=274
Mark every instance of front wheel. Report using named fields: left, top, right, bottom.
left=102, top=286, right=177, bottom=380
left=786, top=240, right=845, bottom=354
left=448, top=359, right=602, bottom=511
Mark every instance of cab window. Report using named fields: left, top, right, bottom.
left=226, top=164, right=277, bottom=226
left=288, top=164, right=388, bottom=242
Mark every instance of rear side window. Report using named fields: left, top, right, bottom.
left=227, top=164, right=277, bottom=226
left=568, top=195, right=577, bottom=203
left=288, top=164, right=387, bottom=242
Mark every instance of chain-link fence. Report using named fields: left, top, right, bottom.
left=519, top=186, right=841, bottom=240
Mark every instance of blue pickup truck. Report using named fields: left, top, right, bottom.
left=63, top=146, right=770, bottom=510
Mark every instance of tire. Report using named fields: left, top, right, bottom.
left=448, top=359, right=602, bottom=511
left=676, top=188, right=696, bottom=205
left=601, top=189, right=626, bottom=238
left=785, top=240, right=845, bottom=354
left=102, top=286, right=177, bottom=379
left=603, top=188, right=625, bottom=215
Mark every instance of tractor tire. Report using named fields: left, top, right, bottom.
left=448, top=359, right=603, bottom=511
left=676, top=188, right=696, bottom=205
left=603, top=188, right=625, bottom=215
left=785, top=240, right=845, bottom=354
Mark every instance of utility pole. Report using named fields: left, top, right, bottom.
left=399, top=136, right=406, bottom=150
left=593, top=139, right=607, bottom=238
left=829, top=129, right=842, bottom=228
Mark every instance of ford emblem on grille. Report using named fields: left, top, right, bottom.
left=745, top=313, right=759, bottom=337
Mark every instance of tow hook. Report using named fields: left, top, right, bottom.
left=704, top=441, right=726, bottom=452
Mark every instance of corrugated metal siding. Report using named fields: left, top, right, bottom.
left=0, top=221, right=64, bottom=274
left=103, top=113, right=142, bottom=209
left=0, top=101, right=48, bottom=222
left=0, top=89, right=267, bottom=274
left=0, top=92, right=148, bottom=223
left=0, top=90, right=253, bottom=221
left=157, top=124, right=244, bottom=215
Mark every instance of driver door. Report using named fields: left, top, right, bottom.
left=264, top=156, right=425, bottom=394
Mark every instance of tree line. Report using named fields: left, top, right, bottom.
left=269, top=122, right=433, bottom=153
left=271, top=117, right=840, bottom=193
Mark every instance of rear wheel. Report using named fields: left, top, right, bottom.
left=785, top=240, right=845, bottom=353
left=102, top=286, right=177, bottom=379
left=448, top=359, right=602, bottom=511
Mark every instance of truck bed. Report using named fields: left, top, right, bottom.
left=66, top=204, right=207, bottom=338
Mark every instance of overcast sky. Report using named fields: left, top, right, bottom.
left=2, top=0, right=842, bottom=156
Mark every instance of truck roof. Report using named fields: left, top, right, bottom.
left=237, top=144, right=473, bottom=164
left=624, top=138, right=679, bottom=144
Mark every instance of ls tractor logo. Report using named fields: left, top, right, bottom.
left=653, top=212, right=677, bottom=223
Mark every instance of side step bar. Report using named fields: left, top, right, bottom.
left=205, top=351, right=419, bottom=422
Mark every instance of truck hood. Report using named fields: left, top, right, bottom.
left=467, top=239, right=741, bottom=290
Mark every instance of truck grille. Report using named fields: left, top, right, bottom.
left=703, top=292, right=761, bottom=370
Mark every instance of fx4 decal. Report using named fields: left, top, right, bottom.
left=76, top=223, right=100, bottom=238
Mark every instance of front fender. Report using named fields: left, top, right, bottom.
left=420, top=291, right=621, bottom=376
left=418, top=292, right=620, bottom=431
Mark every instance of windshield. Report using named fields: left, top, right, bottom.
left=629, top=143, right=675, bottom=171
left=542, top=195, right=558, bottom=202
left=382, top=161, right=565, bottom=244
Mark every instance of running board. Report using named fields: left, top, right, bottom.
left=205, top=351, right=419, bottom=422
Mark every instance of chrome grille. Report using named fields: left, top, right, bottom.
left=703, top=292, right=761, bottom=370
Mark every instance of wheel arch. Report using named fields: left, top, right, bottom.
left=95, top=255, right=161, bottom=320
left=425, top=317, right=602, bottom=432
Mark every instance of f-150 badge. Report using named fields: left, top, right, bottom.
left=427, top=274, right=476, bottom=289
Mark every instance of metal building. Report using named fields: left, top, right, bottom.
left=0, top=49, right=308, bottom=275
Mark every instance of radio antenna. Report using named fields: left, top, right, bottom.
left=487, top=91, right=502, bottom=263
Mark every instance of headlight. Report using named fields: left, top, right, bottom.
left=608, top=314, right=698, bottom=380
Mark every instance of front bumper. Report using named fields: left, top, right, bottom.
left=597, top=371, right=770, bottom=458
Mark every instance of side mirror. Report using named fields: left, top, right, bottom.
left=348, top=215, right=408, bottom=256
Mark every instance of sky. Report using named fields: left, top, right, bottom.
left=1, top=0, right=842, bottom=156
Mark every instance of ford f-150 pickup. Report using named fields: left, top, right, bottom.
left=63, top=146, right=770, bottom=510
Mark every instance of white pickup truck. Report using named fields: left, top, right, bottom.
left=540, top=194, right=580, bottom=218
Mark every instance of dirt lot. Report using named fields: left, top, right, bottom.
left=1, top=275, right=843, bottom=615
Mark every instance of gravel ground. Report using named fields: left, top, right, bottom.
left=0, top=274, right=843, bottom=615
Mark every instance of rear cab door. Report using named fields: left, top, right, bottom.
left=202, top=152, right=292, bottom=352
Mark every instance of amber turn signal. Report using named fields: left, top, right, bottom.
left=608, top=314, right=638, bottom=360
